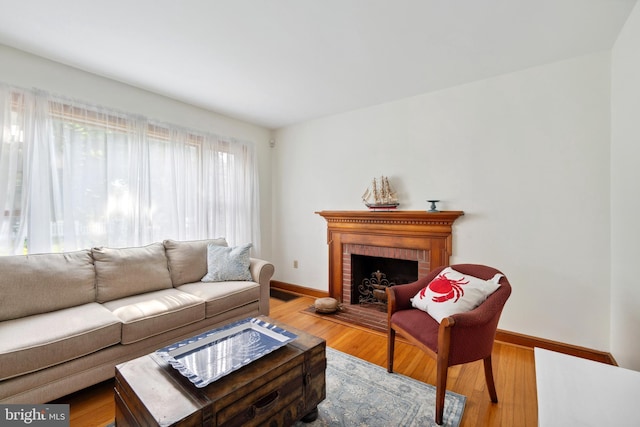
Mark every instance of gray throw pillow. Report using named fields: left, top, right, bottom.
left=202, top=243, right=253, bottom=282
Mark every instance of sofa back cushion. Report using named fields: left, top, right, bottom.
left=163, top=238, right=228, bottom=286
left=93, top=242, right=172, bottom=303
left=0, top=250, right=95, bottom=321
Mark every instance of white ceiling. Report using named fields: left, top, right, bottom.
left=0, top=0, right=636, bottom=129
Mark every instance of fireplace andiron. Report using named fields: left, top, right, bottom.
left=358, top=270, right=394, bottom=310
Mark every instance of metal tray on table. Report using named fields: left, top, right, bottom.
left=154, top=317, right=297, bottom=388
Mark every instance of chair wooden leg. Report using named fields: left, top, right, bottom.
left=387, top=327, right=395, bottom=373
left=483, top=355, right=498, bottom=403
left=435, top=359, right=448, bottom=425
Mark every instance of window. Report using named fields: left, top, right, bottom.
left=0, top=84, right=260, bottom=255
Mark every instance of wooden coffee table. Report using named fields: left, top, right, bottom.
left=114, top=316, right=326, bottom=426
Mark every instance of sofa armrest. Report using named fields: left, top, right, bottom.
left=250, top=258, right=275, bottom=315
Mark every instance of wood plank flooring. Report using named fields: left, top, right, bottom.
left=59, top=296, right=537, bottom=426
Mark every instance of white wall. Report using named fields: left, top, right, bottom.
left=274, top=52, right=612, bottom=352
left=611, top=1, right=640, bottom=370
left=0, top=44, right=273, bottom=260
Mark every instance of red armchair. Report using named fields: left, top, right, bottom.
left=386, top=264, right=512, bottom=425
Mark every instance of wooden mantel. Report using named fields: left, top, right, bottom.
left=316, top=210, right=464, bottom=302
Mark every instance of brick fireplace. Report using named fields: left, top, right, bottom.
left=316, top=210, right=464, bottom=303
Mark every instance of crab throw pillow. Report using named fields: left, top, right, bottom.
left=411, top=267, right=502, bottom=323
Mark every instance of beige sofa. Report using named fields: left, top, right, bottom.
left=0, top=238, right=274, bottom=404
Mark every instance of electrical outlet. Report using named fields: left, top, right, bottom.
left=293, top=260, right=298, bottom=268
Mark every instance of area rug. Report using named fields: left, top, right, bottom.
left=294, top=347, right=466, bottom=427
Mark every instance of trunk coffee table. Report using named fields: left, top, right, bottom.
left=114, top=316, right=326, bottom=426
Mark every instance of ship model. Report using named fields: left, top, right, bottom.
left=361, top=176, right=399, bottom=210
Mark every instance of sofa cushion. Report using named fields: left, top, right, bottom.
left=93, top=242, right=173, bottom=303
left=163, top=238, right=228, bottom=286
left=102, top=289, right=205, bottom=344
left=0, top=250, right=95, bottom=321
left=176, top=281, right=260, bottom=318
left=202, top=243, right=253, bottom=282
left=0, top=303, right=121, bottom=380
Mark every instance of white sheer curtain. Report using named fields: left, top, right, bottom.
left=0, top=84, right=260, bottom=255
left=0, top=86, right=32, bottom=254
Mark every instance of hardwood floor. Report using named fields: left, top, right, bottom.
left=60, top=296, right=537, bottom=426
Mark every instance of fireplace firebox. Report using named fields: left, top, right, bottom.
left=351, top=254, right=418, bottom=306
